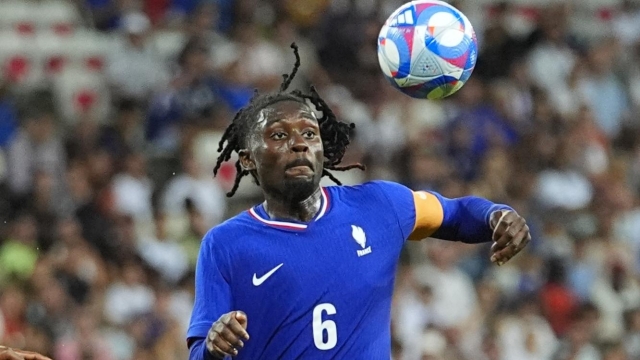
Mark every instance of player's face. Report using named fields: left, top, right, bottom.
left=240, top=101, right=324, bottom=201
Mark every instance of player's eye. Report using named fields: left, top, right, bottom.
left=303, top=131, right=316, bottom=139
left=270, top=132, right=287, bottom=140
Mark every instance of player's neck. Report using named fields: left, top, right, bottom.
left=263, top=188, right=322, bottom=223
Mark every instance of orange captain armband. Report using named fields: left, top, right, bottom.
left=408, top=191, right=444, bottom=241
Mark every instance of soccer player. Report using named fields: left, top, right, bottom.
left=187, top=44, right=531, bottom=360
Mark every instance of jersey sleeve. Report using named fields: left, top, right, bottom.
left=187, top=230, right=232, bottom=342
left=370, top=181, right=512, bottom=242
left=368, top=181, right=443, bottom=240
left=427, top=192, right=512, bottom=243
left=189, top=338, right=221, bottom=360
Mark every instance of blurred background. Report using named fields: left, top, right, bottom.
left=0, top=0, right=639, bottom=359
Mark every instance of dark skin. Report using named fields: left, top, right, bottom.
left=239, top=101, right=325, bottom=222
left=205, top=100, right=531, bottom=358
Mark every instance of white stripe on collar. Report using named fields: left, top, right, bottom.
left=249, top=188, right=329, bottom=229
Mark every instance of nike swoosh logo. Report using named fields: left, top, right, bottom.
left=252, top=263, right=284, bottom=286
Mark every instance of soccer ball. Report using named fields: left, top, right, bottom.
left=377, top=0, right=478, bottom=99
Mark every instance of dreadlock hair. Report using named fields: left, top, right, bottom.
left=213, top=43, right=365, bottom=197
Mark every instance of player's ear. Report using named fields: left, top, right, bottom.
left=238, top=149, right=256, bottom=171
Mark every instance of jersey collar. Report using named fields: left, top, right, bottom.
left=248, top=187, right=330, bottom=230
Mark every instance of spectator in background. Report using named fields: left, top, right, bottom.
left=127, top=287, right=189, bottom=359
left=497, top=296, right=558, bottom=360
left=146, top=36, right=234, bottom=153
left=111, top=151, right=154, bottom=222
left=445, top=77, right=518, bottom=182
left=6, top=110, right=65, bottom=200
left=458, top=280, right=503, bottom=360
left=30, top=277, right=74, bottom=343
left=179, top=198, right=209, bottom=268
left=487, top=57, right=535, bottom=131
left=539, top=258, right=579, bottom=337
left=100, top=98, right=147, bottom=161
left=103, top=260, right=155, bottom=327
left=54, top=307, right=115, bottom=360
left=535, top=141, right=594, bottom=211
left=591, top=261, right=640, bottom=343
left=23, top=171, right=72, bottom=250
left=413, top=242, right=478, bottom=333
left=315, top=0, right=370, bottom=91
left=106, top=12, right=170, bottom=102
left=0, top=82, right=18, bottom=149
left=416, top=328, right=449, bottom=360
left=571, top=107, right=610, bottom=177
left=626, top=44, right=640, bottom=113
left=554, top=304, right=601, bottom=360
left=184, top=1, right=226, bottom=46
left=612, top=0, right=640, bottom=47
left=83, top=0, right=121, bottom=31
left=576, top=43, right=630, bottom=139
left=624, top=308, right=640, bottom=358
left=0, top=215, right=39, bottom=285
left=568, top=238, right=599, bottom=303
left=166, top=0, right=214, bottom=29
left=475, top=2, right=526, bottom=80
left=470, top=147, right=512, bottom=203
left=393, top=282, right=437, bottom=360
left=231, top=20, right=290, bottom=91
left=108, top=215, right=139, bottom=265
left=406, top=147, right=453, bottom=198
left=527, top=5, right=578, bottom=117
left=357, top=79, right=408, bottom=175
left=137, top=211, right=189, bottom=285
left=83, top=0, right=141, bottom=31
left=161, top=150, right=226, bottom=227
left=47, top=218, right=109, bottom=300
left=0, top=284, right=27, bottom=349
left=272, top=18, right=318, bottom=91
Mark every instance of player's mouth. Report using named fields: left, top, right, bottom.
left=285, top=159, right=314, bottom=177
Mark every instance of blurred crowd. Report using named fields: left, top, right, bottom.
left=2, top=0, right=640, bottom=359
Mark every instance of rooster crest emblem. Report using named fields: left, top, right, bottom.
left=352, top=225, right=372, bottom=257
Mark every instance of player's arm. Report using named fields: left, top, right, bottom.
left=409, top=190, right=510, bottom=242
left=371, top=181, right=530, bottom=265
left=187, top=232, right=249, bottom=360
left=409, top=190, right=530, bottom=265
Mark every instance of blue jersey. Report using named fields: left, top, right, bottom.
left=187, top=181, right=509, bottom=359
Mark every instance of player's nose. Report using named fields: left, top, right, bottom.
left=290, top=133, right=309, bottom=153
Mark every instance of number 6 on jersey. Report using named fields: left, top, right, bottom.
left=312, top=303, right=337, bottom=350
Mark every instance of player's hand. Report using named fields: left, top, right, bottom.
left=12, top=349, right=52, bottom=360
left=0, top=346, right=52, bottom=360
left=206, top=310, right=250, bottom=358
left=0, top=348, right=22, bottom=360
left=489, top=209, right=530, bottom=266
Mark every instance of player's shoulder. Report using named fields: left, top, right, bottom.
left=202, top=211, right=255, bottom=247
left=326, top=180, right=412, bottom=202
